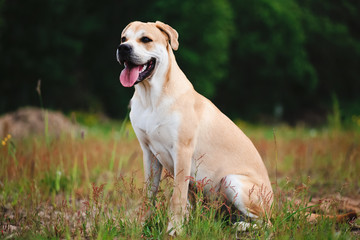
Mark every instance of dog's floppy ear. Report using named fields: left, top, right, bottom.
left=155, top=21, right=179, bottom=51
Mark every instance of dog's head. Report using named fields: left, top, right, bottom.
left=116, top=21, right=179, bottom=87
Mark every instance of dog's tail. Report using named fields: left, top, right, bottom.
left=307, top=211, right=357, bottom=223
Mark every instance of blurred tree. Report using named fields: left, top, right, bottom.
left=216, top=0, right=317, bottom=122
left=215, top=0, right=360, bottom=123
left=1, top=0, right=359, bottom=124
left=0, top=0, right=98, bottom=112
left=298, top=0, right=360, bottom=118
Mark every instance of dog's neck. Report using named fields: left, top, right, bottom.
left=133, top=48, right=193, bottom=108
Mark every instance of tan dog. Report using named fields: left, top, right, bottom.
left=116, top=21, right=273, bottom=235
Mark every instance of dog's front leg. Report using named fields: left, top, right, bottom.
left=142, top=148, right=163, bottom=201
left=137, top=146, right=163, bottom=225
left=167, top=147, right=192, bottom=236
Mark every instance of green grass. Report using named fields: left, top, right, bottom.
left=0, top=119, right=359, bottom=239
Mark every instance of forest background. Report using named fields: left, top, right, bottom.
left=1, top=0, right=359, bottom=125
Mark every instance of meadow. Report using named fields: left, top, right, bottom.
left=1, top=113, right=360, bottom=239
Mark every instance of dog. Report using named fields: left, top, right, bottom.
left=116, top=21, right=273, bottom=235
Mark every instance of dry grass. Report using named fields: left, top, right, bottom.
left=1, top=120, right=359, bottom=239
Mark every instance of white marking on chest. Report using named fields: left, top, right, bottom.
left=130, top=96, right=180, bottom=172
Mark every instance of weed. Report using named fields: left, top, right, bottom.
left=328, top=94, right=342, bottom=131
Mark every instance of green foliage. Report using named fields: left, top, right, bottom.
left=41, top=169, right=71, bottom=194
left=217, top=0, right=318, bottom=121
left=1, top=0, right=360, bottom=123
left=300, top=2, right=360, bottom=99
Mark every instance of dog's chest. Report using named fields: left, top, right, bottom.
left=130, top=100, right=180, bottom=171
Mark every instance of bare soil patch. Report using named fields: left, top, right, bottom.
left=0, top=107, right=79, bottom=139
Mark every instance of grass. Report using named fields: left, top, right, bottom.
left=1, top=118, right=360, bottom=239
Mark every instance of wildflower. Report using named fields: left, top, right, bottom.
left=1, top=134, right=12, bottom=146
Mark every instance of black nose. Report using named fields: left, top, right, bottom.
left=118, top=44, right=132, bottom=57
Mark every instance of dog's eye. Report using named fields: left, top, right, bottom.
left=141, top=37, right=152, bottom=43
left=121, top=37, right=127, bottom=43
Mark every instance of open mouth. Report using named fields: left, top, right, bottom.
left=119, top=58, right=156, bottom=87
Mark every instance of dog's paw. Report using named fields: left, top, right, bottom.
left=233, top=221, right=258, bottom=232
left=167, top=220, right=183, bottom=236
left=167, top=221, right=176, bottom=236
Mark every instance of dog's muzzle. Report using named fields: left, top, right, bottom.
left=116, top=44, right=156, bottom=88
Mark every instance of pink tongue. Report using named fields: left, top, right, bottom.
left=120, top=65, right=142, bottom=87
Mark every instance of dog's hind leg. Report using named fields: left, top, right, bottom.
left=220, top=174, right=272, bottom=231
